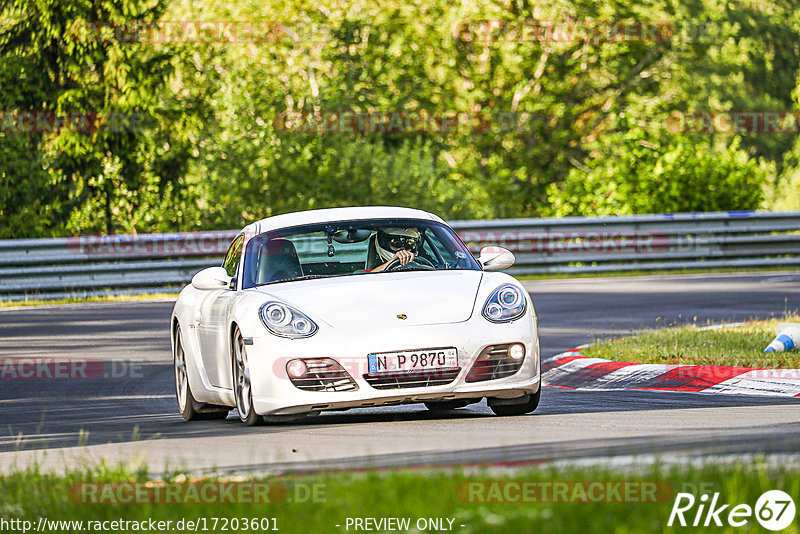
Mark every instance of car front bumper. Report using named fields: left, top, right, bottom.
left=246, top=314, right=540, bottom=415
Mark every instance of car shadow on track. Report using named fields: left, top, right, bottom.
left=3, top=363, right=800, bottom=453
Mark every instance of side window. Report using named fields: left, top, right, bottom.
left=222, top=235, right=245, bottom=278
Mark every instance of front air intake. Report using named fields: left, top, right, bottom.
left=287, top=358, right=359, bottom=392
left=364, top=368, right=461, bottom=390
left=465, top=343, right=526, bottom=383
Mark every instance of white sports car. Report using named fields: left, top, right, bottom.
left=171, top=206, right=540, bottom=425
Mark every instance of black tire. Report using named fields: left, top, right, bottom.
left=488, top=386, right=541, bottom=416
left=174, top=329, right=230, bottom=421
left=424, top=400, right=471, bottom=412
left=232, top=326, right=264, bottom=426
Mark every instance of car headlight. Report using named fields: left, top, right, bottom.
left=259, top=301, right=318, bottom=338
left=482, top=284, right=527, bottom=323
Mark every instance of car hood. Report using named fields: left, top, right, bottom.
left=253, top=270, right=484, bottom=329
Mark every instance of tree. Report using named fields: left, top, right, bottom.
left=545, top=129, right=770, bottom=216
left=0, top=0, right=190, bottom=235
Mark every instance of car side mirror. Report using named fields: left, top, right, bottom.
left=478, top=246, right=515, bottom=271
left=192, top=267, right=232, bottom=291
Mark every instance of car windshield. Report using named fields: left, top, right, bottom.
left=241, top=218, right=480, bottom=288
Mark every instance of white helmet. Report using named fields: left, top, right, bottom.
left=375, top=227, right=421, bottom=263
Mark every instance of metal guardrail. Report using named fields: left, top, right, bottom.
left=1, top=210, right=799, bottom=301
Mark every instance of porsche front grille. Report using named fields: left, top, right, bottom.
left=465, top=344, right=525, bottom=382
left=289, top=358, right=359, bottom=392
left=363, top=368, right=461, bottom=390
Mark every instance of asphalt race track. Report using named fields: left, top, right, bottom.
left=2, top=272, right=800, bottom=475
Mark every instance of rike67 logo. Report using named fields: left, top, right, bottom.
left=668, top=490, right=796, bottom=531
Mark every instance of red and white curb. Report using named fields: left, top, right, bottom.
left=542, top=348, right=800, bottom=397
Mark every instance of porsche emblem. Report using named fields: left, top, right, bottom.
left=397, top=314, right=407, bottom=320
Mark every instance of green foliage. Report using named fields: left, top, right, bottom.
left=0, top=133, right=63, bottom=238
left=771, top=102, right=800, bottom=211
left=1, top=0, right=799, bottom=237
left=546, top=130, right=770, bottom=216
left=771, top=167, right=800, bottom=211
left=0, top=0, right=190, bottom=236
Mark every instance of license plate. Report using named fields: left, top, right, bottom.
left=367, top=347, right=458, bottom=374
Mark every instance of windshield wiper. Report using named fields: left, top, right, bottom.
left=256, top=274, right=333, bottom=287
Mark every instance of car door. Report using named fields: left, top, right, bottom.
left=197, top=234, right=243, bottom=388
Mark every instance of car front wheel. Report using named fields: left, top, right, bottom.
left=232, top=327, right=264, bottom=426
left=488, top=384, right=541, bottom=416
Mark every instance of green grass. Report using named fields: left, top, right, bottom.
left=582, top=316, right=800, bottom=368
left=0, top=293, right=179, bottom=308
left=1, top=462, right=798, bottom=533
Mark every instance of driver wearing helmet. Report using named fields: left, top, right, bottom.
left=369, top=227, right=422, bottom=272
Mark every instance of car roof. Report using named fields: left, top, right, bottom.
left=242, top=206, right=444, bottom=237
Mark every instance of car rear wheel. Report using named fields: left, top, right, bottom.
left=174, top=329, right=229, bottom=421
left=233, top=327, right=264, bottom=426
left=488, top=384, right=541, bottom=416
